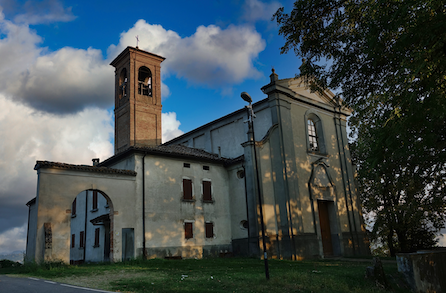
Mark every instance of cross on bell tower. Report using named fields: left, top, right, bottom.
left=110, top=46, right=165, bottom=154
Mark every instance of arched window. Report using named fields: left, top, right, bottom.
left=119, top=68, right=127, bottom=99
left=308, top=119, right=319, bottom=152
left=305, top=112, right=326, bottom=154
left=138, top=66, right=152, bottom=97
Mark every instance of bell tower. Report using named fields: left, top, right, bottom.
left=111, top=46, right=165, bottom=154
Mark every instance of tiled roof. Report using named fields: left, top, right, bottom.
left=100, top=145, right=244, bottom=167
left=34, top=161, right=137, bottom=176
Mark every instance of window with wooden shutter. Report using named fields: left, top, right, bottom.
left=203, top=181, right=212, bottom=202
left=80, top=231, right=85, bottom=248
left=205, top=222, right=214, bottom=238
left=184, top=222, right=193, bottom=239
left=94, top=228, right=100, bottom=247
left=183, top=179, right=193, bottom=200
left=92, top=190, right=98, bottom=210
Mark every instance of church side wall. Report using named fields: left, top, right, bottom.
left=165, top=101, right=273, bottom=159
left=226, top=163, right=249, bottom=255
left=140, top=155, right=232, bottom=258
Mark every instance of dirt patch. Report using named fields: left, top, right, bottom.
left=50, top=270, right=166, bottom=292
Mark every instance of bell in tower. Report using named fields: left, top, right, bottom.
left=110, top=46, right=165, bottom=154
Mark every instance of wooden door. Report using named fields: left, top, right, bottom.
left=318, top=200, right=333, bottom=256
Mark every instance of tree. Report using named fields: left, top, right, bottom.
left=273, top=0, right=446, bottom=255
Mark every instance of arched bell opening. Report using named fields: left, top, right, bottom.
left=138, top=66, right=152, bottom=97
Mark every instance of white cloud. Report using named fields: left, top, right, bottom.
left=0, top=11, right=113, bottom=114
left=241, top=0, right=282, bottom=23
left=162, top=112, right=184, bottom=143
left=0, top=224, right=27, bottom=254
left=108, top=20, right=265, bottom=88
left=0, top=94, right=114, bottom=247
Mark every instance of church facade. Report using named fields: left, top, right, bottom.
left=25, top=46, right=369, bottom=264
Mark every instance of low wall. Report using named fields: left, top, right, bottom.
left=397, top=249, right=446, bottom=293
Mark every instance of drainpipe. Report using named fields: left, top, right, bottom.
left=83, top=191, right=88, bottom=263
left=142, top=154, right=147, bottom=259
left=333, top=109, right=356, bottom=254
left=242, top=164, right=250, bottom=255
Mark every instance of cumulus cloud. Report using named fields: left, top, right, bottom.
left=0, top=224, right=27, bottom=254
left=0, top=94, right=114, bottom=248
left=108, top=20, right=265, bottom=87
left=162, top=112, right=184, bottom=143
left=0, top=11, right=113, bottom=114
left=241, top=0, right=281, bottom=22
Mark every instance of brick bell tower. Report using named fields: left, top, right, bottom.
left=111, top=46, right=165, bottom=154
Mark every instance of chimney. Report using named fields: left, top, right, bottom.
left=92, top=158, right=100, bottom=166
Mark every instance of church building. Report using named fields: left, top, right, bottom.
left=25, top=46, right=369, bottom=264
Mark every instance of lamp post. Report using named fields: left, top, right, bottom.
left=241, top=92, right=270, bottom=280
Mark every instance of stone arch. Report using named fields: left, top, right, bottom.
left=69, top=189, right=115, bottom=264
left=27, top=166, right=137, bottom=264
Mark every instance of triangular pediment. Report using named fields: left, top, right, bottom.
left=276, top=77, right=337, bottom=107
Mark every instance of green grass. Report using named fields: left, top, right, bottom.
left=0, top=258, right=408, bottom=293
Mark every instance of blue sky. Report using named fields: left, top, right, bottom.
left=0, top=0, right=302, bottom=254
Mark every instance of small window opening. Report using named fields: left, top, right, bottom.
left=183, top=179, right=193, bottom=200
left=94, top=228, right=100, bottom=247
left=185, top=222, right=193, bottom=239
left=205, top=222, right=214, bottom=238
left=71, top=234, right=75, bottom=248
left=71, top=198, right=77, bottom=216
left=80, top=231, right=85, bottom=248
left=203, top=181, right=212, bottom=201
left=119, top=68, right=127, bottom=99
left=183, top=163, right=190, bottom=168
left=138, top=66, right=152, bottom=97
left=203, top=165, right=210, bottom=171
left=236, top=170, right=245, bottom=179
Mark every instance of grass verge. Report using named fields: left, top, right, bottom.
left=1, top=257, right=408, bottom=293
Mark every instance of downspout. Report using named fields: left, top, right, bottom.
left=333, top=109, right=356, bottom=254
left=242, top=164, right=250, bottom=255
left=83, top=191, right=88, bottom=263
left=142, top=154, right=147, bottom=259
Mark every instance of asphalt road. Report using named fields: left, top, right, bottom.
left=0, top=275, right=115, bottom=293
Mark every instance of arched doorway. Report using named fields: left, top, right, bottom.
left=70, top=189, right=113, bottom=264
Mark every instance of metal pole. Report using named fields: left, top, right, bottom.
left=246, top=103, right=270, bottom=280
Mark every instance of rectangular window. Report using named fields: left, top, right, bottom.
left=203, top=165, right=210, bottom=171
left=92, top=190, right=98, bottom=210
left=203, top=181, right=212, bottom=201
left=72, top=198, right=76, bottom=216
left=183, top=179, right=193, bottom=200
left=205, top=222, right=214, bottom=238
left=94, top=228, right=100, bottom=247
left=183, top=163, right=190, bottom=168
left=71, top=234, right=75, bottom=248
left=184, top=222, right=193, bottom=239
left=80, top=231, right=85, bottom=248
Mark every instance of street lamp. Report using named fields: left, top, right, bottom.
left=241, top=92, right=270, bottom=280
